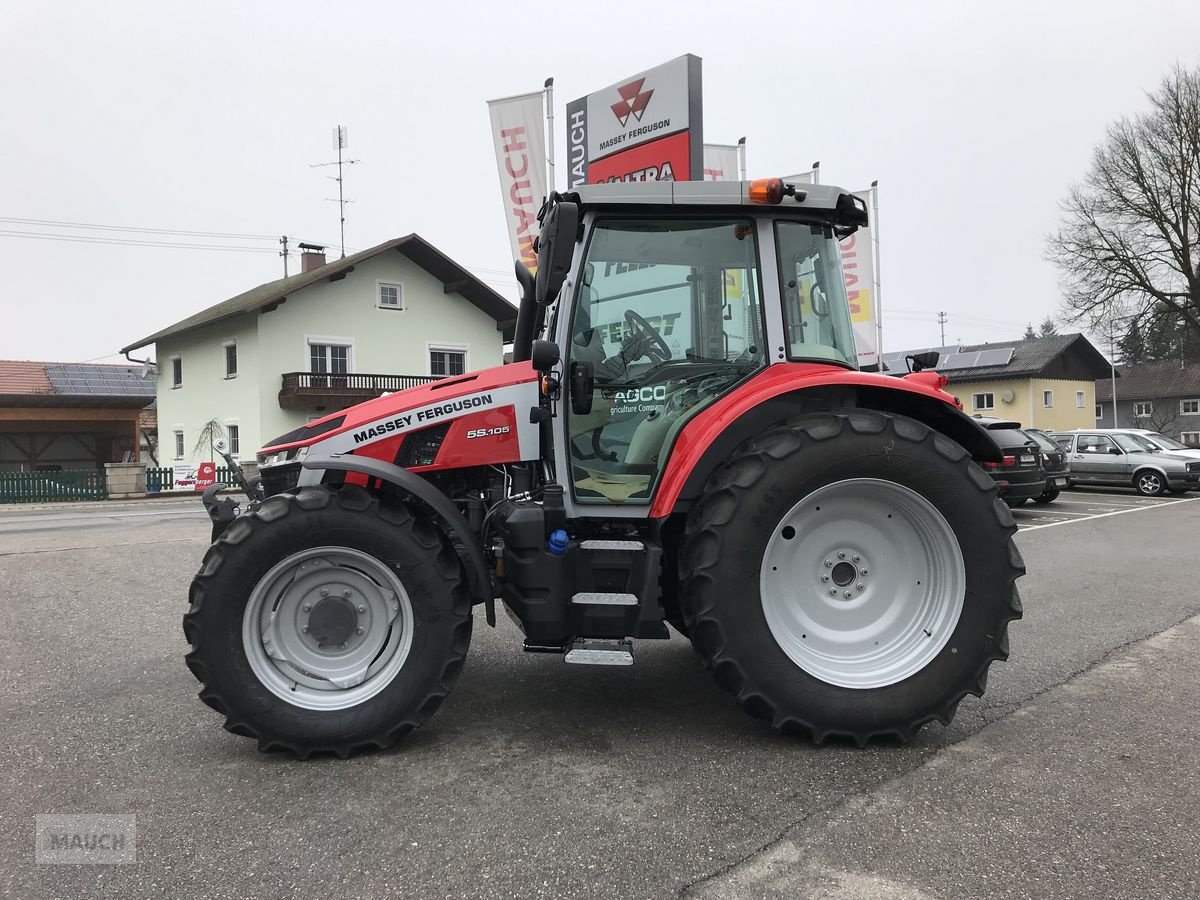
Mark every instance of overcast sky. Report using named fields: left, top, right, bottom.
left=3, top=0, right=1198, bottom=364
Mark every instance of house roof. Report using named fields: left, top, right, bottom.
left=1095, top=360, right=1200, bottom=402
left=890, top=334, right=1113, bottom=383
left=121, top=234, right=518, bottom=353
left=0, top=360, right=156, bottom=408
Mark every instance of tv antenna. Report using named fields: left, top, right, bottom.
left=310, top=125, right=360, bottom=258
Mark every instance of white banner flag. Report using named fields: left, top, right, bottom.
left=703, top=143, right=740, bottom=181
left=487, top=91, right=547, bottom=275
left=783, top=169, right=817, bottom=185
left=840, top=188, right=878, bottom=368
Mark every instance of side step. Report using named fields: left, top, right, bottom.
left=564, top=638, right=634, bottom=666
left=571, top=592, right=638, bottom=606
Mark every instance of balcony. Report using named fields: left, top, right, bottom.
left=278, top=371, right=440, bottom=410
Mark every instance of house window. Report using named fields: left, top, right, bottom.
left=972, top=392, right=994, bottom=411
left=224, top=342, right=238, bottom=378
left=1181, top=431, right=1200, bottom=447
left=378, top=281, right=403, bottom=310
left=309, top=343, right=350, bottom=374
left=429, top=346, right=467, bottom=377
left=226, top=424, right=240, bottom=457
left=173, top=429, right=185, bottom=460
left=1134, top=401, right=1153, bottom=417
left=1095, top=404, right=1103, bottom=419
left=1076, top=391, right=1085, bottom=409
left=1042, top=390, right=1053, bottom=408
left=171, top=357, right=182, bottom=388
left=1181, top=399, right=1200, bottom=415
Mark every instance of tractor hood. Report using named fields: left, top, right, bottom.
left=258, top=362, right=541, bottom=468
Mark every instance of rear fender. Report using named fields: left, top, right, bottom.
left=652, top=367, right=1003, bottom=517
left=301, top=456, right=494, bottom=624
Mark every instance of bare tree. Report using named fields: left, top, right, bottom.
left=193, top=419, right=225, bottom=464
left=1048, top=66, right=1200, bottom=337
left=1127, top=402, right=1179, bottom=436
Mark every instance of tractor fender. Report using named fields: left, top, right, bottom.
left=302, top=456, right=493, bottom=621
left=650, top=365, right=1004, bottom=517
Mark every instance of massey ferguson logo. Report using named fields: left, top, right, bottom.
left=611, top=78, right=654, bottom=127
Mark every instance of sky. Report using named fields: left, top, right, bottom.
left=2, top=0, right=1199, bottom=365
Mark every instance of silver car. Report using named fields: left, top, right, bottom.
left=1122, top=429, right=1200, bottom=462
left=1050, top=430, right=1200, bottom=496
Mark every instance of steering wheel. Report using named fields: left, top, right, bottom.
left=623, top=309, right=672, bottom=364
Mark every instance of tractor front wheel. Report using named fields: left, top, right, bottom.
left=680, top=410, right=1023, bottom=743
left=184, top=485, right=472, bottom=758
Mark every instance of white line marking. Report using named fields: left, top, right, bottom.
left=1018, top=495, right=1200, bottom=532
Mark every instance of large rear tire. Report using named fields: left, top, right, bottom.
left=184, top=485, right=472, bottom=758
left=680, top=410, right=1024, bottom=744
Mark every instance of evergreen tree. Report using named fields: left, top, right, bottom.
left=1039, top=316, right=1059, bottom=337
left=1118, top=319, right=1146, bottom=364
left=1023, top=322, right=1037, bottom=340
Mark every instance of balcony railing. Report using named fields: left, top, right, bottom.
left=279, top=371, right=440, bottom=410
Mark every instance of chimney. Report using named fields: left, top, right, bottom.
left=298, top=242, right=327, bottom=273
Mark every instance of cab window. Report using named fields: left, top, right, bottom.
left=775, top=221, right=857, bottom=366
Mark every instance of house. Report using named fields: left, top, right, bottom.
left=121, top=236, right=516, bottom=466
left=1095, top=360, right=1200, bottom=446
left=885, top=334, right=1113, bottom=431
left=0, top=360, right=155, bottom=472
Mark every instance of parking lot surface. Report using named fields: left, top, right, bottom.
left=2, top=489, right=1198, bottom=899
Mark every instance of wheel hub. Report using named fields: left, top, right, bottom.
left=306, top=596, right=359, bottom=648
left=760, top=478, right=966, bottom=690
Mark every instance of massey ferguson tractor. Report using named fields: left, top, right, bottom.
left=184, top=178, right=1024, bottom=757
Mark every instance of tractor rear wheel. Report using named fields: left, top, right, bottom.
left=680, top=410, right=1023, bottom=744
left=184, top=485, right=472, bottom=758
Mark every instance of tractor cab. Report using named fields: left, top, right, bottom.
left=516, top=178, right=867, bottom=511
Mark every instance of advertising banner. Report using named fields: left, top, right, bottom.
left=702, top=143, right=739, bottom=181
left=195, top=461, right=216, bottom=492
left=567, top=54, right=703, bottom=186
left=840, top=188, right=878, bottom=368
left=171, top=463, right=197, bottom=491
left=487, top=91, right=548, bottom=275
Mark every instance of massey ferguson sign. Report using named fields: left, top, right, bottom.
left=567, top=54, right=703, bottom=187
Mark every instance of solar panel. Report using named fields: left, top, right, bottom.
left=975, top=348, right=1015, bottom=367
left=45, top=364, right=156, bottom=398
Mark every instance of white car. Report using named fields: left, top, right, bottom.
left=1121, top=429, right=1200, bottom=462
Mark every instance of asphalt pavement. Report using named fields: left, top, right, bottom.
left=1, top=489, right=1198, bottom=899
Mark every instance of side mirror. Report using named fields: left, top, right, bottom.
left=535, top=200, right=579, bottom=305
left=531, top=340, right=560, bottom=373
left=907, top=351, right=940, bottom=373
left=1108, top=446, right=1122, bottom=455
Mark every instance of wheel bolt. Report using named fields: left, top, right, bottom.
left=320, top=589, right=329, bottom=598
left=302, top=626, right=309, bottom=633
left=853, top=555, right=861, bottom=563
left=837, top=552, right=847, bottom=560
left=343, top=590, right=351, bottom=599
left=357, top=605, right=366, bottom=614
left=824, top=559, right=833, bottom=568
left=302, top=604, right=311, bottom=612
left=829, top=588, right=838, bottom=596
left=843, top=591, right=852, bottom=599
left=856, top=583, right=864, bottom=591
left=821, top=575, right=830, bottom=583
left=861, top=569, right=869, bottom=576
left=356, top=627, right=364, bottom=635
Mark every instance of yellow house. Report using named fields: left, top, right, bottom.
left=889, top=334, right=1114, bottom=431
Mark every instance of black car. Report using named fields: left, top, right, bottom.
left=973, top=417, right=1048, bottom=507
left=1025, top=428, right=1071, bottom=503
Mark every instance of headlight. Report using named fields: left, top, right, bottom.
left=1187, top=461, right=1200, bottom=473
left=258, top=446, right=309, bottom=468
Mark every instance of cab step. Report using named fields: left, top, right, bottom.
left=580, top=539, right=644, bottom=551
left=564, top=638, right=634, bottom=666
left=571, top=591, right=638, bottom=606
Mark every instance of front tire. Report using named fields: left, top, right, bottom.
left=680, top=411, right=1024, bottom=744
left=184, top=485, right=472, bottom=758
left=1134, top=469, right=1168, bottom=496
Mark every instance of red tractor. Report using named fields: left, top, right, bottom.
left=185, top=178, right=1023, bottom=757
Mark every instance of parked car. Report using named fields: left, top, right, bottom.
left=972, top=418, right=1047, bottom=507
left=1049, top=430, right=1200, bottom=496
left=1121, top=429, right=1200, bottom=463
left=1025, top=429, right=1071, bottom=503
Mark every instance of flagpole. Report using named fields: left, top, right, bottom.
left=737, top=136, right=746, bottom=181
left=871, top=180, right=882, bottom=365
left=544, top=78, right=555, bottom=194
left=812, top=160, right=820, bottom=185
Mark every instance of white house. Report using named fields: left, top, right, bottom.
left=121, top=236, right=515, bottom=464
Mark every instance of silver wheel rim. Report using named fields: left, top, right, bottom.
left=760, top=478, right=966, bottom=690
left=242, top=546, right=414, bottom=711
left=1138, top=473, right=1162, bottom=495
